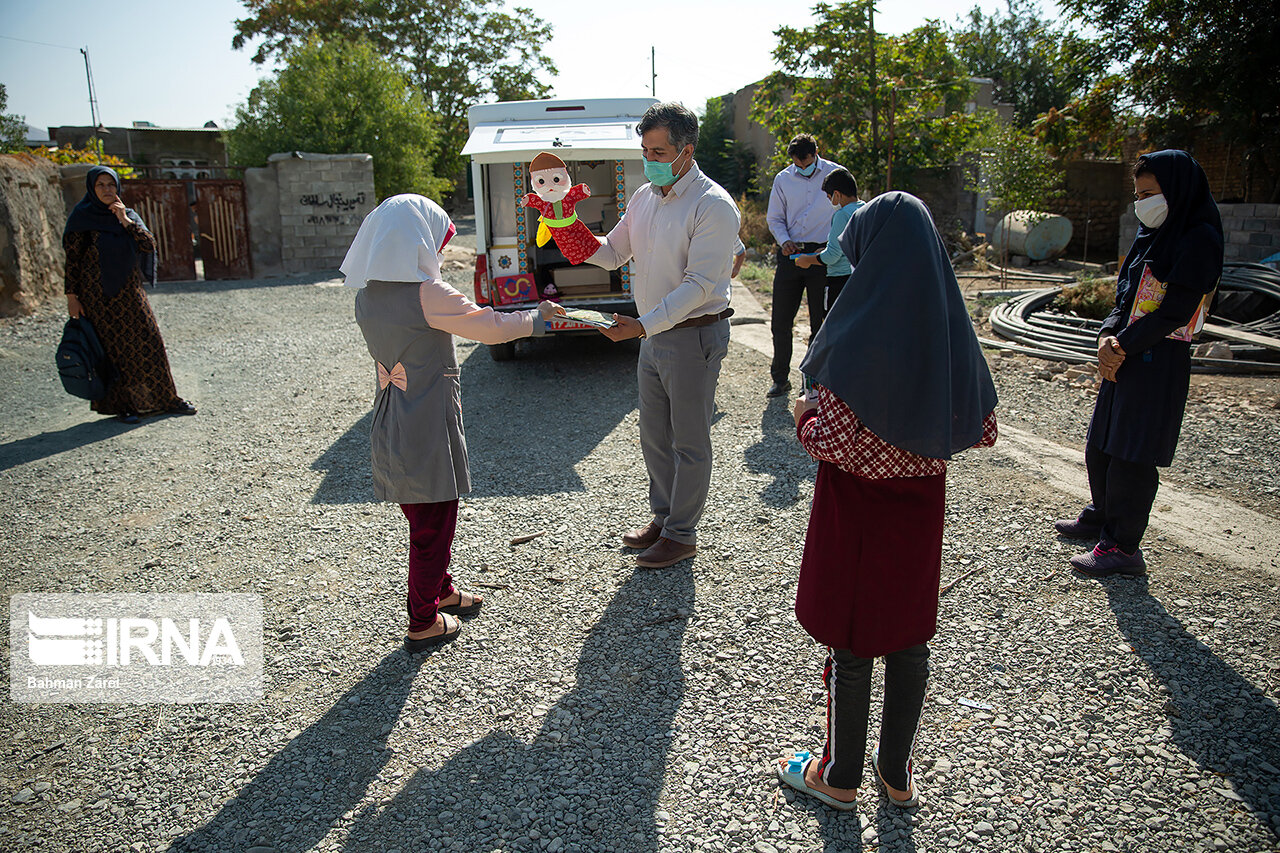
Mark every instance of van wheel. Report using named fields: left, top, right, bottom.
left=489, top=342, right=516, bottom=361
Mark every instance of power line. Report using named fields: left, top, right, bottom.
left=0, top=34, right=79, bottom=51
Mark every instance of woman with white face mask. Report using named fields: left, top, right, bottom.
left=1054, top=150, right=1224, bottom=577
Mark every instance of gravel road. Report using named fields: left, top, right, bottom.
left=1, top=261, right=1277, bottom=853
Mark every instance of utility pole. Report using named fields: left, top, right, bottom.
left=651, top=46, right=657, bottom=97
left=79, top=46, right=101, bottom=163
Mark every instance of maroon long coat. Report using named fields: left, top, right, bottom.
left=64, top=223, right=181, bottom=416
left=795, top=462, right=946, bottom=657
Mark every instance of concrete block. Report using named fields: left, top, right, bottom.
left=1254, top=204, right=1279, bottom=218
left=1222, top=203, right=1253, bottom=217
left=1242, top=219, right=1266, bottom=231
left=1248, top=232, right=1274, bottom=247
left=1227, top=230, right=1251, bottom=244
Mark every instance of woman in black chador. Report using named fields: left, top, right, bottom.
left=64, top=166, right=196, bottom=423
left=1055, top=150, right=1223, bottom=576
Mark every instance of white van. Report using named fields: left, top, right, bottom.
left=461, top=97, right=658, bottom=360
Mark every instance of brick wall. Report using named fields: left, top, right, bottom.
left=906, top=163, right=976, bottom=237
left=904, top=158, right=1128, bottom=263
left=1117, top=133, right=1280, bottom=260
left=1042, top=160, right=1128, bottom=263
left=1182, top=134, right=1277, bottom=205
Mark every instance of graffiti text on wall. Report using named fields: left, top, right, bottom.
left=306, top=214, right=358, bottom=225
left=299, top=192, right=366, bottom=211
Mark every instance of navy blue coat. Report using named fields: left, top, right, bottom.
left=1087, top=151, right=1223, bottom=467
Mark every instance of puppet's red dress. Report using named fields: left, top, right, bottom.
left=522, top=185, right=601, bottom=265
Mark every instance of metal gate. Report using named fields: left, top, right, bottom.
left=121, top=180, right=195, bottom=282
left=194, top=181, right=252, bottom=280
left=121, top=178, right=253, bottom=282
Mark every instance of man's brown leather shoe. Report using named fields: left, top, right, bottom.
left=621, top=521, right=662, bottom=550
left=636, top=537, right=697, bottom=569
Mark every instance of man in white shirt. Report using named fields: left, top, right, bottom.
left=765, top=134, right=845, bottom=397
left=589, top=102, right=741, bottom=569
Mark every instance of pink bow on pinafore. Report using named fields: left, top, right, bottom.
left=376, top=361, right=407, bottom=392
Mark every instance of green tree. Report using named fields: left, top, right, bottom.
left=1030, top=75, right=1132, bottom=160
left=966, top=116, right=1063, bottom=282
left=226, top=37, right=448, bottom=200
left=951, top=0, right=1109, bottom=128
left=231, top=0, right=557, bottom=184
left=877, top=24, right=981, bottom=188
left=0, top=84, right=28, bottom=153
left=751, top=2, right=982, bottom=193
left=695, top=96, right=755, bottom=197
left=1060, top=0, right=1280, bottom=200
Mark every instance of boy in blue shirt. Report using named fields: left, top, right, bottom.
left=796, top=168, right=863, bottom=316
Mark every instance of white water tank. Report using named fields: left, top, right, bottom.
left=992, top=211, right=1073, bottom=261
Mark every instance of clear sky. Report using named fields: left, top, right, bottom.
left=0, top=0, right=1063, bottom=134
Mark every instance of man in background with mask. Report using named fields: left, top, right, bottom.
left=587, top=101, right=741, bottom=569
left=765, top=133, right=846, bottom=398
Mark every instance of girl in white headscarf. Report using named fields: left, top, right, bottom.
left=342, top=194, right=562, bottom=651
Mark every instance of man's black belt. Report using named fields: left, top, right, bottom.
left=672, top=308, right=735, bottom=330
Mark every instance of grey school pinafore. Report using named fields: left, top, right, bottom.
left=354, top=281, right=469, bottom=504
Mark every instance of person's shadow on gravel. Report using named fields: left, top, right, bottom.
left=310, top=336, right=641, bottom=504
left=342, top=567, right=693, bottom=852
left=166, top=650, right=427, bottom=852
left=311, top=412, right=376, bottom=504
left=0, top=417, right=142, bottom=473
left=1103, top=576, right=1280, bottom=837
left=743, top=395, right=815, bottom=508
left=460, top=335, right=642, bottom=498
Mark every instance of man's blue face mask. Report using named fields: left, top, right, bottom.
left=644, top=147, right=690, bottom=187
left=796, top=160, right=818, bottom=177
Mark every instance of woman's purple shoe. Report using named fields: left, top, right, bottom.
left=1070, top=544, right=1146, bottom=577
left=1053, top=517, right=1101, bottom=540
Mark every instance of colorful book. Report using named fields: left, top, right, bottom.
left=554, top=308, right=616, bottom=329
left=1126, top=264, right=1215, bottom=342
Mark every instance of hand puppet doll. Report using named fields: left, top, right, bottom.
left=522, top=152, right=601, bottom=265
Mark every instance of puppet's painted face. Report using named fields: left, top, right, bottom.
left=531, top=167, right=571, bottom=203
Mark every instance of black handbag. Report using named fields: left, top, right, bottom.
left=56, top=317, right=113, bottom=400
